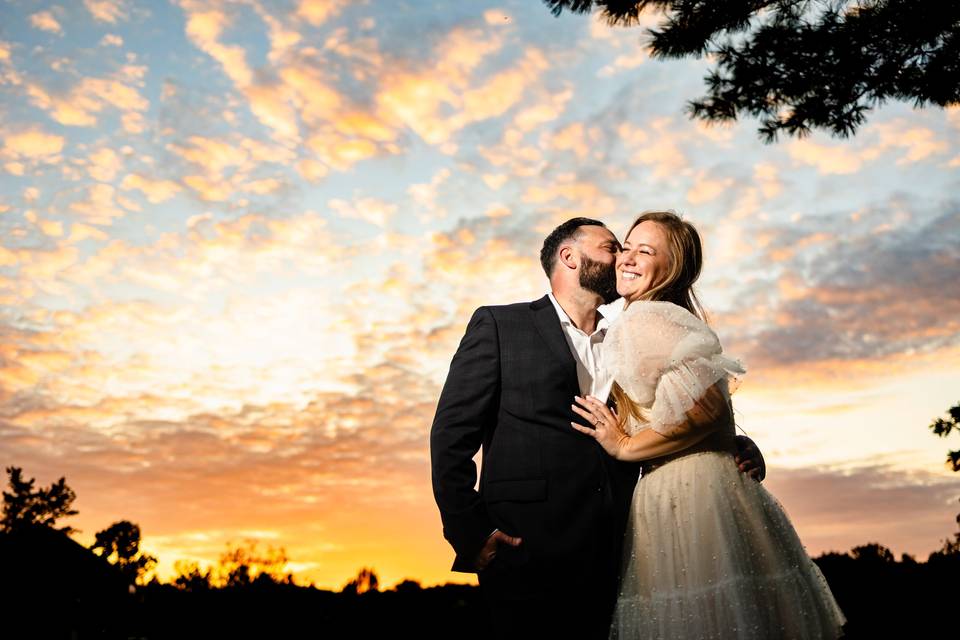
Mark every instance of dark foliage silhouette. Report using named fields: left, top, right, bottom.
left=341, top=566, right=379, bottom=595
left=215, top=537, right=295, bottom=587
left=929, top=400, right=960, bottom=471
left=172, top=559, right=214, bottom=592
left=91, top=520, right=158, bottom=586
left=543, top=1, right=960, bottom=141
left=2, top=465, right=79, bottom=534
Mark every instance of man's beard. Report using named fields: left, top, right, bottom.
left=579, top=255, right=619, bottom=304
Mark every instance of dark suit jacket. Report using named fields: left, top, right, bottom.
left=430, top=295, right=642, bottom=584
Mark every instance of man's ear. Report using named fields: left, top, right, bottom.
left=558, top=246, right=578, bottom=270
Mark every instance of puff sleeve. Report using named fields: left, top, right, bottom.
left=602, top=301, right=745, bottom=438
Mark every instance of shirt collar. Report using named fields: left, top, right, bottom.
left=547, top=291, right=609, bottom=332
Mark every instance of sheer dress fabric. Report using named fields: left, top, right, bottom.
left=602, top=301, right=846, bottom=639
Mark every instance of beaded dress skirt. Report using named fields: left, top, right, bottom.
left=609, top=435, right=847, bottom=639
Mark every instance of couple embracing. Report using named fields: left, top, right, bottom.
left=430, top=212, right=846, bottom=639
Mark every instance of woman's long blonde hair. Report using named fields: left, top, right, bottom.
left=611, top=210, right=707, bottom=428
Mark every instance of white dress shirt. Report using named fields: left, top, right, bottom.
left=547, top=291, right=615, bottom=402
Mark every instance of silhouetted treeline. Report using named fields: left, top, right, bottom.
left=0, top=524, right=489, bottom=639
left=812, top=542, right=959, bottom=637
left=4, top=524, right=959, bottom=639
left=4, top=465, right=958, bottom=638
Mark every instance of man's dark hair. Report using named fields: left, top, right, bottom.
left=539, top=217, right=606, bottom=278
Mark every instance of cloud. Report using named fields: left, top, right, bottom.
left=686, top=170, right=735, bottom=205
left=522, top=174, right=619, bottom=218
left=37, top=219, right=64, bottom=238
left=787, top=118, right=952, bottom=175
left=16, top=209, right=348, bottom=312
left=168, top=135, right=246, bottom=176
left=407, top=167, right=452, bottom=221
left=69, top=183, right=127, bottom=225
left=512, top=85, right=573, bottom=134
left=715, top=205, right=960, bottom=374
left=165, top=135, right=271, bottom=202
left=174, top=1, right=400, bottom=172
left=121, top=173, right=181, bottom=203
left=25, top=74, right=148, bottom=128
left=598, top=52, right=645, bottom=78
left=66, top=222, right=110, bottom=244
left=1, top=127, right=64, bottom=160
left=85, top=0, right=128, bottom=24
left=180, top=2, right=253, bottom=87
left=790, top=139, right=871, bottom=175
left=328, top=196, right=397, bottom=227
left=86, top=147, right=122, bottom=182
left=374, top=26, right=508, bottom=146
left=296, top=0, right=347, bottom=26
left=874, top=121, right=950, bottom=165
left=618, top=118, right=689, bottom=179
left=30, top=11, right=63, bottom=34
left=763, top=463, right=959, bottom=558
left=542, top=121, right=593, bottom=159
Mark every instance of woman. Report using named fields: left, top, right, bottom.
left=570, top=211, right=846, bottom=639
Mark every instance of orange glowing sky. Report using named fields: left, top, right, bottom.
left=1, top=0, right=958, bottom=590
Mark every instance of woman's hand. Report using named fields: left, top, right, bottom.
left=570, top=395, right=631, bottom=459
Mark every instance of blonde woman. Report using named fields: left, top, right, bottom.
left=571, top=211, right=846, bottom=639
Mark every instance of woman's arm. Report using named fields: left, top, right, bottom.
left=570, top=383, right=730, bottom=462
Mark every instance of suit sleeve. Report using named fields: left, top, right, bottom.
left=430, top=307, right=500, bottom=572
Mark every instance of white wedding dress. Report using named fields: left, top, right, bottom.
left=603, top=301, right=846, bottom=639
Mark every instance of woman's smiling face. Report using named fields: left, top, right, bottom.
left=616, top=220, right=672, bottom=303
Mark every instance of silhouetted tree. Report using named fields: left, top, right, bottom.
left=341, top=567, right=379, bottom=595
left=172, top=559, right=213, bottom=591
left=1, top=466, right=79, bottom=534
left=215, top=538, right=294, bottom=587
left=929, top=401, right=960, bottom=471
left=393, top=578, right=423, bottom=593
left=850, top=542, right=896, bottom=564
left=929, top=402, right=960, bottom=558
left=928, top=499, right=960, bottom=561
left=543, top=1, right=960, bottom=141
left=90, top=520, right=158, bottom=586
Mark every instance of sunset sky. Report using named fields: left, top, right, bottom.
left=2, top=0, right=959, bottom=591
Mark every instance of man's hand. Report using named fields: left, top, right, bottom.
left=734, top=435, right=766, bottom=481
left=474, top=530, right=522, bottom=572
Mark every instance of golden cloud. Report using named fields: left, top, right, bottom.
left=68, top=183, right=126, bottom=225
left=85, top=0, right=128, bottom=24
left=121, top=173, right=181, bottom=203
left=2, top=127, right=65, bottom=160
left=29, top=11, right=62, bottom=34
left=87, top=147, right=122, bottom=182
left=296, top=0, right=346, bottom=26
left=26, top=74, right=148, bottom=128
left=181, top=3, right=253, bottom=87
left=686, top=170, right=735, bottom=205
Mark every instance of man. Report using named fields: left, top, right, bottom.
left=430, top=218, right=764, bottom=639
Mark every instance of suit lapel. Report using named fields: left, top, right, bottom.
left=530, top=295, right=580, bottom=396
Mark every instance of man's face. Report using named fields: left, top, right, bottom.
left=575, top=225, right=620, bottom=304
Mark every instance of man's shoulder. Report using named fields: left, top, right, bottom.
left=475, top=295, right=549, bottom=318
